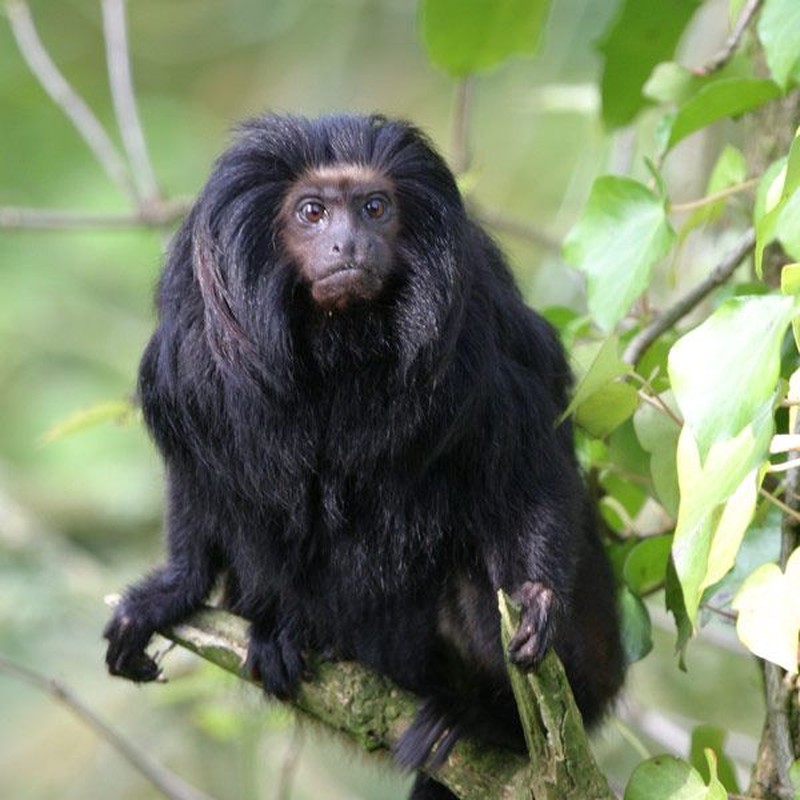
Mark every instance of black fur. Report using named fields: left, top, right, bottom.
left=104, top=113, right=624, bottom=790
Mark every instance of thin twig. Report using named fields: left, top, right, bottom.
left=701, top=603, right=738, bottom=623
left=101, top=0, right=160, bottom=203
left=670, top=178, right=760, bottom=214
left=766, top=456, right=800, bottom=474
left=634, top=388, right=684, bottom=427
left=696, top=0, right=764, bottom=76
left=275, top=721, right=304, bottom=800
left=451, top=76, right=476, bottom=176
left=5, top=0, right=137, bottom=201
left=759, top=487, right=800, bottom=526
left=473, top=208, right=561, bottom=252
left=0, top=197, right=192, bottom=230
left=0, top=655, right=215, bottom=800
left=623, top=227, right=756, bottom=366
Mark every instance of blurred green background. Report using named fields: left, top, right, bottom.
left=0, top=1, right=763, bottom=798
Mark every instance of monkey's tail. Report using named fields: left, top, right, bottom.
left=393, top=699, right=463, bottom=772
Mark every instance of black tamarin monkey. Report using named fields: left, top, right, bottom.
left=104, top=113, right=624, bottom=800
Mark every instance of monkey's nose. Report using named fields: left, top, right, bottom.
left=331, top=239, right=356, bottom=258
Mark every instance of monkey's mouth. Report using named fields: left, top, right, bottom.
left=310, top=264, right=382, bottom=310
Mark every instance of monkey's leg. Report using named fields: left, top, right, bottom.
left=245, top=609, right=307, bottom=699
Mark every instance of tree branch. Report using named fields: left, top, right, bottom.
left=623, top=227, right=756, bottom=366
left=696, top=0, right=764, bottom=77
left=101, top=0, right=161, bottom=204
left=129, top=600, right=615, bottom=800
left=5, top=0, right=138, bottom=201
left=0, top=655, right=214, bottom=800
left=0, top=197, right=192, bottom=230
left=472, top=207, right=562, bottom=253
left=451, top=76, right=476, bottom=176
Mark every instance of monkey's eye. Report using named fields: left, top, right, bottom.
left=363, top=196, right=388, bottom=219
left=298, top=201, right=326, bottom=224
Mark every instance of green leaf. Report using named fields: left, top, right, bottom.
left=419, top=0, right=551, bottom=76
left=563, top=336, right=638, bottom=437
left=789, top=760, right=800, bottom=795
left=607, top=418, right=651, bottom=478
left=618, top=586, right=653, bottom=665
left=644, top=62, right=706, bottom=105
left=665, top=557, right=692, bottom=669
left=666, top=78, right=781, bottom=151
left=702, top=504, right=782, bottom=610
left=782, top=264, right=800, bottom=349
left=597, top=0, right=702, bottom=128
left=757, top=0, right=800, bottom=89
left=624, top=756, right=709, bottom=800
left=575, top=382, right=639, bottom=438
left=565, top=336, right=631, bottom=414
left=623, top=535, right=673, bottom=595
left=601, top=471, right=648, bottom=521
left=40, top=399, right=138, bottom=445
left=672, top=423, right=766, bottom=622
left=782, top=264, right=800, bottom=296
left=755, top=131, right=800, bottom=276
left=702, top=751, right=731, bottom=800
left=689, top=725, right=741, bottom=793
left=683, top=145, right=748, bottom=235
left=633, top=392, right=681, bottom=516
left=563, top=177, right=676, bottom=332
left=668, top=294, right=797, bottom=458
left=732, top=546, right=800, bottom=673
left=775, top=191, right=800, bottom=261
left=666, top=303, right=791, bottom=625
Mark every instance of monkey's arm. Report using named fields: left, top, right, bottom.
left=104, top=464, right=223, bottom=682
left=489, top=478, right=582, bottom=674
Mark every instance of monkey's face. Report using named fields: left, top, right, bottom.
left=278, top=165, right=400, bottom=312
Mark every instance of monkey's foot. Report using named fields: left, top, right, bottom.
left=246, top=624, right=305, bottom=699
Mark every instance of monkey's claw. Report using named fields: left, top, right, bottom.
left=507, top=580, right=556, bottom=669
left=103, top=612, right=162, bottom=683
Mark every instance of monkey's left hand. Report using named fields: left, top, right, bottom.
left=506, top=580, right=559, bottom=669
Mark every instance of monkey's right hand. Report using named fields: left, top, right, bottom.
left=507, top=580, right=559, bottom=669
left=246, top=622, right=306, bottom=700
left=104, top=605, right=161, bottom=683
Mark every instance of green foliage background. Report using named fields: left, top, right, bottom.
left=2, top=0, right=798, bottom=798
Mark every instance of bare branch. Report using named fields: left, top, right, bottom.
left=101, top=0, right=160, bottom=203
left=0, top=197, right=192, bottom=230
left=472, top=207, right=561, bottom=253
left=696, top=0, right=763, bottom=77
left=5, top=0, right=137, bottom=201
left=623, top=227, right=756, bottom=366
left=0, top=655, right=215, bottom=800
left=451, top=76, right=476, bottom=176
